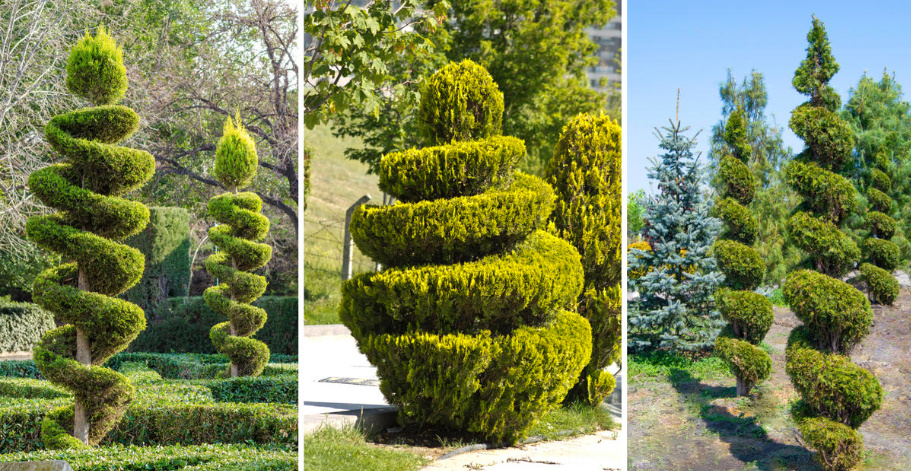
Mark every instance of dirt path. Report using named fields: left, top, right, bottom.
left=629, top=289, right=911, bottom=471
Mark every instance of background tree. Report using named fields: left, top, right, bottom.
left=27, top=27, right=154, bottom=448
left=711, top=108, right=773, bottom=397
left=205, top=117, right=272, bottom=377
left=783, top=17, right=882, bottom=471
left=627, top=189, right=646, bottom=241
left=628, top=115, right=724, bottom=353
left=546, top=112, right=622, bottom=406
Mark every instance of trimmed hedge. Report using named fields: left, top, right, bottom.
left=379, top=136, right=525, bottom=202
left=788, top=104, right=855, bottom=170
left=784, top=160, right=855, bottom=223
left=351, top=173, right=555, bottom=268
left=860, top=263, right=899, bottom=305
left=209, top=376, right=297, bottom=404
left=864, top=237, right=900, bottom=271
left=867, top=187, right=892, bottom=213
left=715, top=333, right=771, bottom=386
left=714, top=288, right=773, bottom=344
left=0, top=299, right=55, bottom=353
left=340, top=231, right=583, bottom=338
left=717, top=155, right=756, bottom=204
left=867, top=211, right=897, bottom=239
left=713, top=239, right=764, bottom=291
left=130, top=297, right=297, bottom=355
left=711, top=198, right=757, bottom=245
left=787, top=212, right=860, bottom=275
left=123, top=206, right=191, bottom=314
left=418, top=60, right=504, bottom=145
left=783, top=270, right=872, bottom=354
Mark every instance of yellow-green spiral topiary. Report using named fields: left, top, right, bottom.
left=204, top=116, right=272, bottom=377
left=26, top=27, right=155, bottom=448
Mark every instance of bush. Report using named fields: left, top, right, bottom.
left=794, top=411, right=863, bottom=471
left=627, top=241, right=652, bottom=280
left=715, top=334, right=771, bottom=385
left=864, top=237, right=900, bottom=271
left=418, top=60, right=504, bottom=145
left=130, top=297, right=297, bottom=355
left=0, top=299, right=54, bottom=353
left=379, top=136, right=525, bottom=202
left=860, top=263, right=899, bottom=305
left=787, top=212, right=860, bottom=275
left=714, top=289, right=773, bottom=344
left=123, top=206, right=191, bottom=314
left=209, top=376, right=297, bottom=404
left=784, top=160, right=855, bottom=223
left=717, top=155, right=756, bottom=204
left=788, top=104, right=855, bottom=170
left=711, top=198, right=757, bottom=245
left=867, top=187, right=892, bottom=213
left=783, top=270, right=872, bottom=354
left=867, top=211, right=897, bottom=239
left=870, top=168, right=891, bottom=192
left=713, top=240, right=764, bottom=290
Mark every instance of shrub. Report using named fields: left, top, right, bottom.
left=783, top=270, right=872, bottom=354
left=123, top=206, right=191, bottom=314
left=713, top=240, right=764, bottom=291
left=864, top=237, right=900, bottom=271
left=545, top=112, right=622, bottom=405
left=717, top=155, right=756, bottom=204
left=205, top=120, right=272, bottom=378
left=0, top=299, right=54, bottom=353
left=784, top=160, right=855, bottom=223
left=714, top=289, right=773, bottom=344
left=787, top=212, right=860, bottom=275
left=794, top=412, right=863, bottom=471
left=860, top=263, right=899, bottom=305
left=870, top=168, right=891, bottom=192
left=788, top=104, right=854, bottom=170
left=715, top=334, right=771, bottom=386
left=26, top=27, right=155, bottom=448
left=724, top=108, right=752, bottom=162
left=867, top=187, right=892, bottom=213
left=209, top=376, right=297, bottom=404
left=418, top=60, right=504, bottom=145
left=867, top=211, right=897, bottom=239
left=711, top=198, right=757, bottom=245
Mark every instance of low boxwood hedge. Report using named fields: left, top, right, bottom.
left=0, top=299, right=55, bottom=353
left=209, top=376, right=297, bottom=404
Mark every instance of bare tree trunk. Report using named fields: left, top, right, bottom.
left=736, top=376, right=752, bottom=397
left=75, top=269, right=92, bottom=444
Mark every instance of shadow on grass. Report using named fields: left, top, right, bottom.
left=668, top=368, right=819, bottom=471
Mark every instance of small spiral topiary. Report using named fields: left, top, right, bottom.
left=204, top=116, right=272, bottom=377
left=341, top=60, right=590, bottom=443
left=784, top=17, right=882, bottom=470
left=25, top=27, right=155, bottom=448
left=711, top=107, right=772, bottom=397
left=860, top=154, right=899, bottom=304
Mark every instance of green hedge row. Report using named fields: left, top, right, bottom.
left=0, top=299, right=55, bottom=353
left=130, top=296, right=297, bottom=355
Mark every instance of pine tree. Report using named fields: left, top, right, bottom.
left=783, top=17, right=882, bottom=471
left=711, top=107, right=773, bottom=397
left=629, top=114, right=723, bottom=353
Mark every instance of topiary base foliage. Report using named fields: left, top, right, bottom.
left=358, top=310, right=590, bottom=444
left=860, top=263, right=899, bottom=305
left=793, top=402, right=864, bottom=471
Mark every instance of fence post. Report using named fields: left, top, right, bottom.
left=342, top=194, right=371, bottom=281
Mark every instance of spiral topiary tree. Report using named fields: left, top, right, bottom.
left=711, top=107, right=772, bottom=397
left=784, top=17, right=882, bottom=471
left=860, top=161, right=900, bottom=305
left=25, top=27, right=155, bottom=448
left=545, top=112, right=622, bottom=406
left=340, top=60, right=591, bottom=443
left=204, top=116, right=272, bottom=378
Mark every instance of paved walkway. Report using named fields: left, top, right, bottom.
left=0, top=352, right=32, bottom=361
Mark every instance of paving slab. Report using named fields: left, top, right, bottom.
left=0, top=352, right=32, bottom=361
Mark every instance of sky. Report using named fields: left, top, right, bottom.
left=628, top=1, right=911, bottom=194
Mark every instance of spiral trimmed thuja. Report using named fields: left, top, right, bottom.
left=204, top=117, right=272, bottom=377
left=25, top=28, right=154, bottom=448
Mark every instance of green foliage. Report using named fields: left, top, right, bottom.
left=130, top=297, right=298, bottom=355
left=206, top=124, right=272, bottom=378
left=714, top=334, right=771, bottom=384
left=789, top=104, right=854, bottom=168
left=792, top=16, right=840, bottom=109
left=713, top=240, right=764, bottom=291
left=714, top=289, right=773, bottom=345
left=784, top=160, right=856, bottom=223
left=711, top=198, right=757, bottom=245
left=627, top=190, right=646, bottom=239
left=860, top=263, right=899, bottom=305
left=0, top=299, right=55, bottom=353
left=867, top=211, right=897, bottom=239
left=418, top=60, right=504, bottom=145
left=870, top=168, right=891, bottom=192
left=787, top=212, right=860, bottom=276
left=360, top=310, right=590, bottom=444
left=305, top=425, right=426, bottom=471
left=351, top=173, right=554, bottom=267
left=863, top=237, right=900, bottom=270
left=214, top=116, right=258, bottom=190
left=723, top=107, right=752, bottom=162
left=209, top=376, right=297, bottom=405
left=795, top=412, right=863, bottom=471
left=26, top=28, right=154, bottom=448
left=66, top=27, right=127, bottom=106
left=123, top=207, right=191, bottom=314
left=783, top=270, right=872, bottom=354
left=717, top=155, right=756, bottom=204
left=378, top=136, right=525, bottom=202
left=867, top=187, right=893, bottom=213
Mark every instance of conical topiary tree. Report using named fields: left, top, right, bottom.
left=205, top=116, right=272, bottom=378
left=711, top=107, right=772, bottom=397
left=340, top=60, right=591, bottom=443
left=26, top=27, right=155, bottom=448
left=860, top=160, right=900, bottom=305
left=783, top=17, right=882, bottom=471
left=545, top=112, right=622, bottom=406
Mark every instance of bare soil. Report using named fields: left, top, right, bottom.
left=629, top=289, right=911, bottom=471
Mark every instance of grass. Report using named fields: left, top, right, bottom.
left=304, top=425, right=429, bottom=471
left=528, top=402, right=619, bottom=440
left=628, top=349, right=731, bottom=383
left=767, top=287, right=788, bottom=307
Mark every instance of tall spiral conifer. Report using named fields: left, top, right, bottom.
left=783, top=17, right=882, bottom=470
left=204, top=116, right=272, bottom=377
left=26, top=27, right=155, bottom=448
left=711, top=108, right=772, bottom=397
left=860, top=160, right=900, bottom=305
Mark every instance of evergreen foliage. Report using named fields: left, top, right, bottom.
left=25, top=28, right=155, bottom=448
left=783, top=18, right=882, bottom=470
left=205, top=119, right=273, bottom=378
left=0, top=299, right=55, bottom=353
left=546, top=112, right=622, bottom=406
left=340, top=61, right=590, bottom=443
left=123, top=207, right=191, bottom=314
left=711, top=108, right=773, bottom=396
left=628, top=117, right=724, bottom=353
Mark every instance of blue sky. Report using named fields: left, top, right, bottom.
left=628, top=1, right=911, bottom=193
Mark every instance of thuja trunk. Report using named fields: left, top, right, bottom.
left=75, top=269, right=92, bottom=444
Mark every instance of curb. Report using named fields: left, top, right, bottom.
left=303, top=406, right=398, bottom=434
left=304, top=324, right=351, bottom=337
